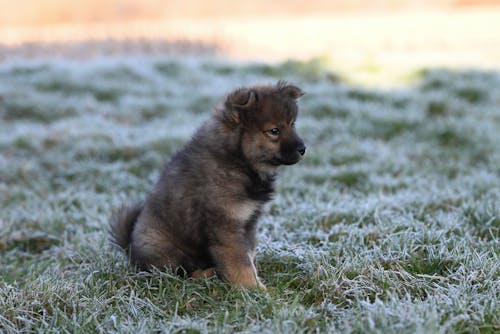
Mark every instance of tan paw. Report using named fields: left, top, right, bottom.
left=233, top=272, right=266, bottom=290
left=191, top=267, right=217, bottom=279
left=256, top=278, right=267, bottom=291
left=237, top=278, right=266, bottom=290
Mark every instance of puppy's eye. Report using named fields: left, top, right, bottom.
left=268, top=128, right=280, bottom=136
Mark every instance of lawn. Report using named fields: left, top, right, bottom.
left=0, top=56, right=498, bottom=333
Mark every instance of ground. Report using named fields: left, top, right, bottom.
left=0, top=56, right=499, bottom=333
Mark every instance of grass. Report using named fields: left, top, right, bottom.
left=0, top=57, right=499, bottom=333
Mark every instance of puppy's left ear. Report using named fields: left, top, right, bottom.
left=223, top=88, right=257, bottom=125
left=277, top=81, right=304, bottom=100
left=226, top=88, right=257, bottom=111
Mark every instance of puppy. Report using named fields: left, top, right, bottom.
left=110, top=81, right=305, bottom=289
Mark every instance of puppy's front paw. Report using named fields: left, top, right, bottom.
left=236, top=278, right=266, bottom=290
left=256, top=278, right=267, bottom=291
left=227, top=267, right=266, bottom=290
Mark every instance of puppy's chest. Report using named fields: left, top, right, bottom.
left=226, top=200, right=261, bottom=222
left=228, top=177, right=274, bottom=222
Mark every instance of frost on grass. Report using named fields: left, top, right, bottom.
left=0, top=56, right=499, bottom=333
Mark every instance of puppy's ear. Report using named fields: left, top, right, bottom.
left=226, top=88, right=256, bottom=110
left=224, top=88, right=257, bottom=124
left=277, top=80, right=304, bottom=99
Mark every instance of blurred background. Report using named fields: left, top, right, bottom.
left=1, top=0, right=500, bottom=83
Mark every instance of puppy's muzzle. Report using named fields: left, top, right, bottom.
left=277, top=138, right=306, bottom=165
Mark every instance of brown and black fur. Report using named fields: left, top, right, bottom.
left=110, top=81, right=306, bottom=289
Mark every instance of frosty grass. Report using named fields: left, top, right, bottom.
left=0, top=56, right=499, bottom=333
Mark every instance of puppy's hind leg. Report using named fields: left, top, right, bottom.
left=129, top=228, right=184, bottom=272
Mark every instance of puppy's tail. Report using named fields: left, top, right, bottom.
left=109, top=202, right=143, bottom=249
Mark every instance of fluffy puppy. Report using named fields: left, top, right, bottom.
left=110, top=81, right=305, bottom=288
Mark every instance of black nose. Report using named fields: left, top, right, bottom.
left=297, top=144, right=306, bottom=156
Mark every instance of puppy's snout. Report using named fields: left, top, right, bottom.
left=280, top=135, right=306, bottom=165
left=297, top=144, right=306, bottom=156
